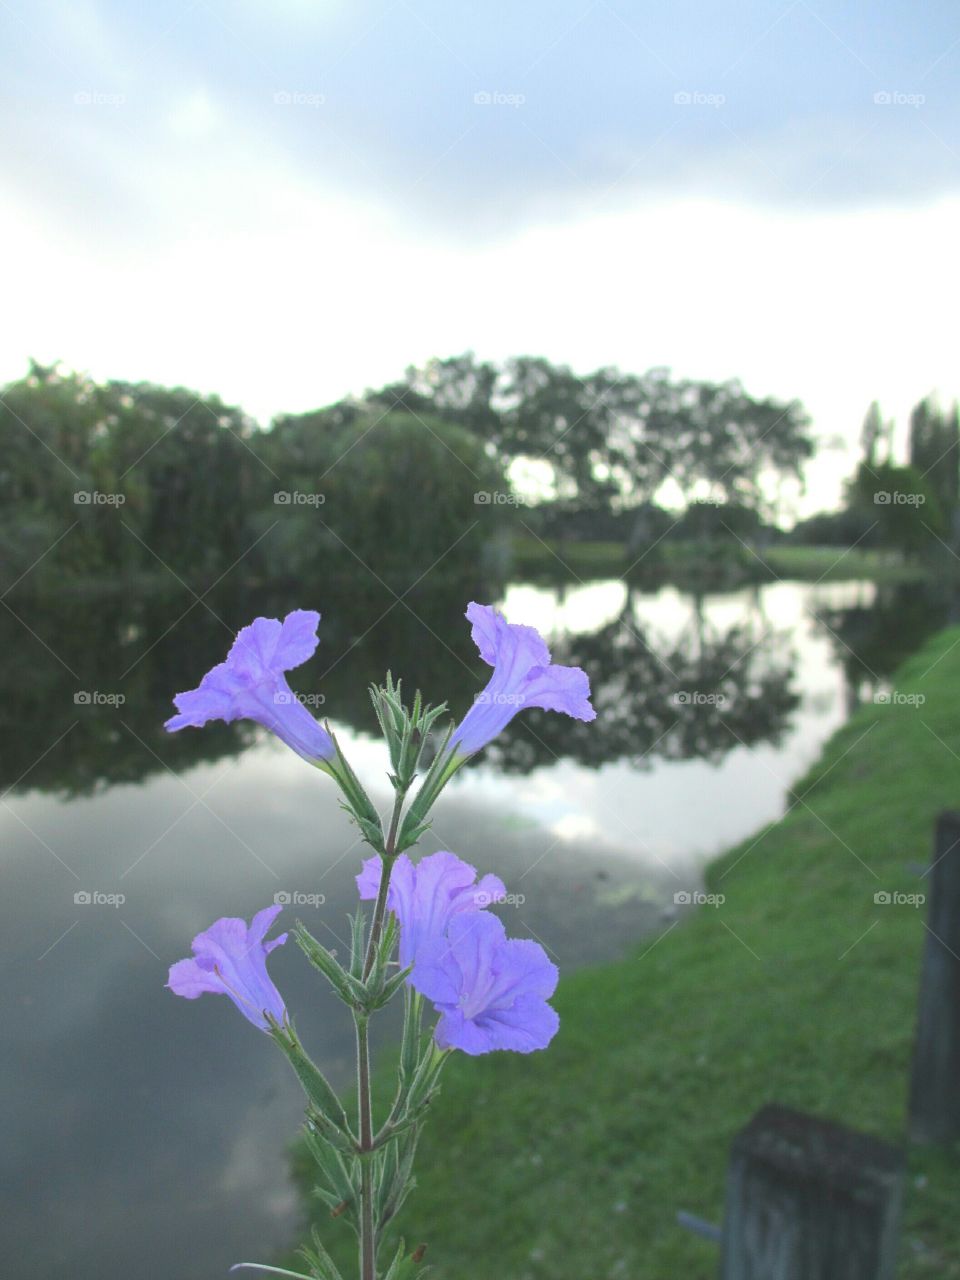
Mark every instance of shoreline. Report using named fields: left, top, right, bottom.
left=292, top=623, right=960, bottom=1279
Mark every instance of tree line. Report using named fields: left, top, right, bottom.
left=0, top=356, right=813, bottom=591
left=791, top=396, right=960, bottom=557
left=3, top=356, right=954, bottom=590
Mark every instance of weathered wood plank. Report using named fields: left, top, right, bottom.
left=909, top=809, right=960, bottom=1145
left=720, top=1104, right=904, bottom=1280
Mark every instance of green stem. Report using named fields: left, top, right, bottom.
left=356, top=788, right=406, bottom=1280
left=362, top=790, right=404, bottom=980
left=356, top=1015, right=375, bottom=1280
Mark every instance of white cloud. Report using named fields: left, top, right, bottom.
left=166, top=88, right=224, bottom=139
left=1, top=161, right=956, bottom=515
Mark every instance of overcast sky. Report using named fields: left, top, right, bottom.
left=2, top=0, right=958, bottom=511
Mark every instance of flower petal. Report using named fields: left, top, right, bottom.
left=409, top=937, right=462, bottom=1006
left=227, top=617, right=285, bottom=682
left=518, top=663, right=596, bottom=721
left=466, top=601, right=551, bottom=670
left=166, top=956, right=225, bottom=1000
left=167, top=907, right=287, bottom=1031
left=274, top=609, right=322, bottom=670
left=249, top=903, right=285, bottom=943
left=475, top=994, right=560, bottom=1053
left=434, top=1007, right=498, bottom=1055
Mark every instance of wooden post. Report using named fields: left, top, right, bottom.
left=909, top=809, right=960, bottom=1144
left=720, top=1104, right=904, bottom=1280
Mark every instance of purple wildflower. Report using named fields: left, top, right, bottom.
left=412, top=911, right=559, bottom=1055
left=450, top=602, right=595, bottom=756
left=167, top=905, right=288, bottom=1031
left=165, top=610, right=335, bottom=766
left=357, top=850, right=506, bottom=971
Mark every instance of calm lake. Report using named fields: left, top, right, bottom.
left=1, top=573, right=947, bottom=1279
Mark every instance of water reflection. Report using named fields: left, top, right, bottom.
left=1, top=575, right=805, bottom=796
left=0, top=573, right=495, bottom=796
left=485, top=583, right=798, bottom=774
left=814, top=578, right=957, bottom=711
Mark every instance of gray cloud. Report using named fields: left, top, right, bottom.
left=2, top=0, right=959, bottom=245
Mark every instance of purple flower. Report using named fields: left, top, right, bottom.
left=167, top=905, right=288, bottom=1031
left=165, top=610, right=335, bottom=766
left=413, top=911, right=559, bottom=1055
left=450, top=602, right=596, bottom=756
left=357, top=850, right=506, bottom=971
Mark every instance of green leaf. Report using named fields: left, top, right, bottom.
left=348, top=910, right=367, bottom=979
left=369, top=965, right=412, bottom=1012
left=269, top=1019, right=352, bottom=1135
left=295, top=923, right=367, bottom=1007
left=378, top=1129, right=420, bottom=1229
left=306, top=1105, right=358, bottom=1155
left=404, top=1043, right=448, bottom=1113
left=304, top=1127, right=360, bottom=1236
left=230, top=1264, right=319, bottom=1279
left=325, top=728, right=385, bottom=850
left=381, top=1238, right=429, bottom=1280
left=298, top=1228, right=347, bottom=1280
left=399, top=988, right=424, bottom=1085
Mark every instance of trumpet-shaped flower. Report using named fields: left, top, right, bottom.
left=167, top=905, right=288, bottom=1031
left=413, top=911, right=559, bottom=1055
left=356, top=850, right=506, bottom=971
left=165, top=610, right=335, bottom=766
left=450, top=602, right=595, bottom=756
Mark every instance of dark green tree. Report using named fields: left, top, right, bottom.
left=252, top=410, right=506, bottom=584
left=344, top=354, right=812, bottom=517
left=908, top=395, right=959, bottom=531
left=850, top=460, right=943, bottom=557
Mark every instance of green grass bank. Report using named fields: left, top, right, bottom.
left=509, top=536, right=928, bottom=586
left=299, top=625, right=960, bottom=1279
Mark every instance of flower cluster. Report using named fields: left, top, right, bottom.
left=357, top=851, right=558, bottom=1054
left=166, top=603, right=591, bottom=1056
left=163, top=599, right=595, bottom=1277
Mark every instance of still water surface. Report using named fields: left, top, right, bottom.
left=1, top=575, right=944, bottom=1278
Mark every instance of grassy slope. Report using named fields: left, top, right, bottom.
left=348, top=626, right=960, bottom=1279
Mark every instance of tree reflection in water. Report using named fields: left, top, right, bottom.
left=0, top=577, right=804, bottom=795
